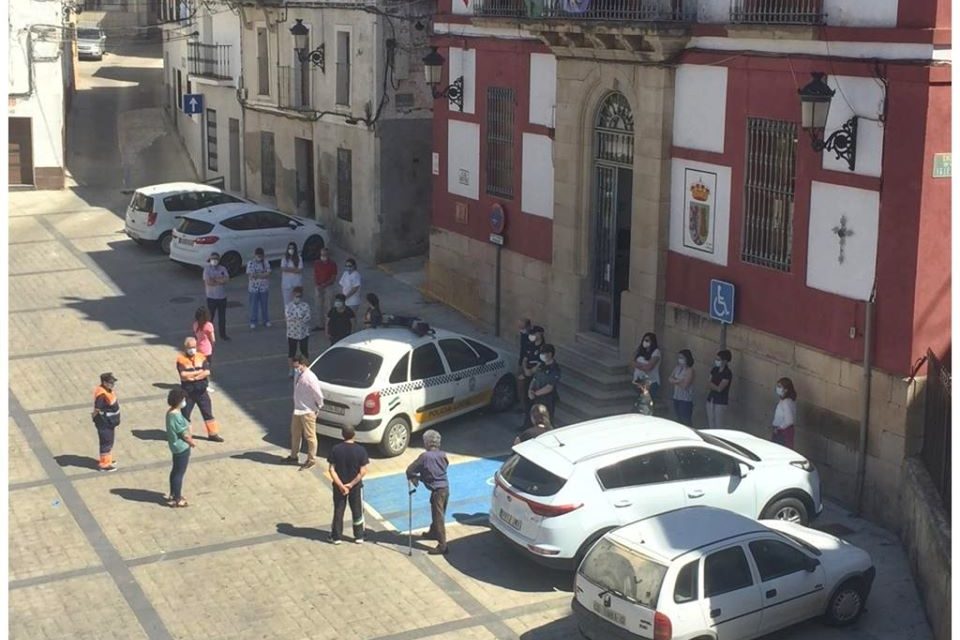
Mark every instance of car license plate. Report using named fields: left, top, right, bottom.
left=178, top=236, right=191, bottom=245
left=322, top=405, right=345, bottom=416
left=499, top=508, right=522, bottom=531
left=592, top=601, right=625, bottom=626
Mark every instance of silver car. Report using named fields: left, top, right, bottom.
left=76, top=27, right=105, bottom=60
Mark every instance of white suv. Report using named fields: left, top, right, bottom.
left=124, top=182, right=246, bottom=254
left=573, top=506, right=875, bottom=640
left=490, top=415, right=822, bottom=570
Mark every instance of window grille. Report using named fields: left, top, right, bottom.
left=485, top=87, right=514, bottom=198
left=337, top=148, right=353, bottom=221
left=206, top=108, right=218, bottom=171
left=731, top=0, right=825, bottom=25
left=741, top=118, right=797, bottom=271
left=260, top=131, right=276, bottom=196
left=256, top=28, right=269, bottom=96
left=336, top=31, right=351, bottom=106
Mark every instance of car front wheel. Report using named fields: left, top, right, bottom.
left=302, top=235, right=325, bottom=260
left=379, top=416, right=410, bottom=457
left=824, top=579, right=866, bottom=626
left=761, top=496, right=809, bottom=526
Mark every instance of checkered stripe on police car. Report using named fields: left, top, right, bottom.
left=379, top=359, right=506, bottom=398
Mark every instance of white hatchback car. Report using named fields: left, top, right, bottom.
left=169, top=203, right=328, bottom=276
left=573, top=506, right=875, bottom=640
left=308, top=325, right=517, bottom=456
left=490, top=415, right=823, bottom=570
left=125, top=182, right=247, bottom=254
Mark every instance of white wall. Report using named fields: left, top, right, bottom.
left=448, top=47, right=476, bottom=115
left=447, top=120, right=479, bottom=200
left=668, top=159, right=732, bottom=266
left=672, top=64, right=727, bottom=153
left=806, top=182, right=880, bottom=301
left=822, top=75, right=886, bottom=178
left=521, top=133, right=553, bottom=218
left=528, top=53, right=556, bottom=127
left=7, top=0, right=65, bottom=169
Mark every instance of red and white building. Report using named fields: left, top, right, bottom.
left=425, top=0, right=950, bottom=533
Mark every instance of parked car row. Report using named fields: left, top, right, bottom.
left=124, top=182, right=328, bottom=273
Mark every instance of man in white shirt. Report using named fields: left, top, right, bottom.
left=286, top=354, right=325, bottom=470
left=339, top=258, right=362, bottom=317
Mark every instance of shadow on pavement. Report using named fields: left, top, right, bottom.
left=519, top=617, right=579, bottom=640
left=54, top=454, right=101, bottom=470
left=443, top=528, right=574, bottom=593
left=152, top=382, right=181, bottom=391
left=231, top=451, right=292, bottom=466
left=131, top=428, right=168, bottom=441
left=276, top=522, right=328, bottom=542
left=110, top=488, right=170, bottom=505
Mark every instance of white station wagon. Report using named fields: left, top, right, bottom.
left=573, top=506, right=875, bottom=640
left=308, top=325, right=517, bottom=456
left=491, top=416, right=823, bottom=570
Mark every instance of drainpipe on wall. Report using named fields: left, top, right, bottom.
left=854, top=286, right=876, bottom=516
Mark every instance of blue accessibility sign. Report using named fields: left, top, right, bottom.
left=182, top=93, right=203, bottom=115
left=710, top=279, right=735, bottom=325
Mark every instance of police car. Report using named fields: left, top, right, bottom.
left=308, top=322, right=517, bottom=456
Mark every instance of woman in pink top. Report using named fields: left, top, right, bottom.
left=193, top=307, right=216, bottom=364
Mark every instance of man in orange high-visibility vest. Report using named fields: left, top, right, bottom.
left=176, top=337, right=224, bottom=442
left=92, top=372, right=121, bottom=472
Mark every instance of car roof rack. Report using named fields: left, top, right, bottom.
left=382, top=314, right=435, bottom=337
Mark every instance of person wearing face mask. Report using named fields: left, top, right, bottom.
left=631, top=332, right=662, bottom=403
left=165, top=387, right=196, bottom=508
left=518, top=326, right=546, bottom=426
left=285, top=286, right=312, bottom=378
left=280, top=242, right=303, bottom=307
left=312, top=247, right=338, bottom=331
left=363, top=292, right=383, bottom=329
left=91, top=372, right=121, bottom=472
left=176, top=337, right=224, bottom=442
left=203, top=252, right=231, bottom=341
left=245, top=247, right=272, bottom=329
left=668, top=349, right=696, bottom=427
left=527, top=344, right=561, bottom=425
left=326, top=293, right=356, bottom=345
left=339, top=258, right=362, bottom=316
left=772, top=377, right=798, bottom=449
left=515, top=318, right=533, bottom=409
left=706, top=350, right=733, bottom=429
left=286, top=355, right=324, bottom=470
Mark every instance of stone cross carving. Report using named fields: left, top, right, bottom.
left=832, top=215, right=854, bottom=264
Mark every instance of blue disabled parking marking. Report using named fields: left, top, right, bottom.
left=363, top=457, right=506, bottom=532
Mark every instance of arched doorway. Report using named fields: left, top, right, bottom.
left=590, top=92, right=633, bottom=338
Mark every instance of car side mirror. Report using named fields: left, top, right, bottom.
left=805, top=557, right=821, bottom=572
left=738, top=463, right=751, bottom=478
left=289, top=221, right=298, bottom=228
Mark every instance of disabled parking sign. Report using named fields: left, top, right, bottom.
left=710, top=279, right=735, bottom=325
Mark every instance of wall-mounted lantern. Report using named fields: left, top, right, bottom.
left=290, top=19, right=325, bottom=72
left=798, top=72, right=858, bottom=171
left=422, top=46, right=463, bottom=112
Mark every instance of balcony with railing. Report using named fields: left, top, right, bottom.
left=278, top=65, right=312, bottom=112
left=187, top=42, right=232, bottom=81
left=730, top=0, right=824, bottom=25
left=474, top=0, right=696, bottom=21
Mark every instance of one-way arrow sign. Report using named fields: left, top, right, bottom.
left=182, top=93, right=203, bottom=115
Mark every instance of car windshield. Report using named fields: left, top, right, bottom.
left=177, top=218, right=214, bottom=236
left=77, top=28, right=101, bottom=39
left=775, top=531, right=823, bottom=557
left=699, top=432, right=761, bottom=462
left=580, top=538, right=667, bottom=608
left=311, top=347, right=383, bottom=389
left=499, top=454, right=567, bottom=497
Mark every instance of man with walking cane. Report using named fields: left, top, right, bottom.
left=406, top=430, right=450, bottom=555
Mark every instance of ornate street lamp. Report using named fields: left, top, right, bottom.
left=290, top=19, right=325, bottom=71
left=422, top=46, right=463, bottom=112
left=798, top=72, right=858, bottom=171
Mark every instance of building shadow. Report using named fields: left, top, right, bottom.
left=109, top=487, right=170, bottom=505
left=131, top=428, right=168, bottom=441
left=518, top=617, right=579, bottom=640
left=54, top=454, right=100, bottom=470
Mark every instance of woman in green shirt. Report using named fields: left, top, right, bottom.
left=166, top=388, right=196, bottom=507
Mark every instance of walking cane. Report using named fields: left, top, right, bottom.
left=407, top=480, right=417, bottom=557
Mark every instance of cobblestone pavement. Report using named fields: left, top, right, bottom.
left=7, top=41, right=933, bottom=640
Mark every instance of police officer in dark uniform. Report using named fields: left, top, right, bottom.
left=519, top=326, right=546, bottom=427
left=527, top=344, right=561, bottom=425
left=92, top=372, right=121, bottom=472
